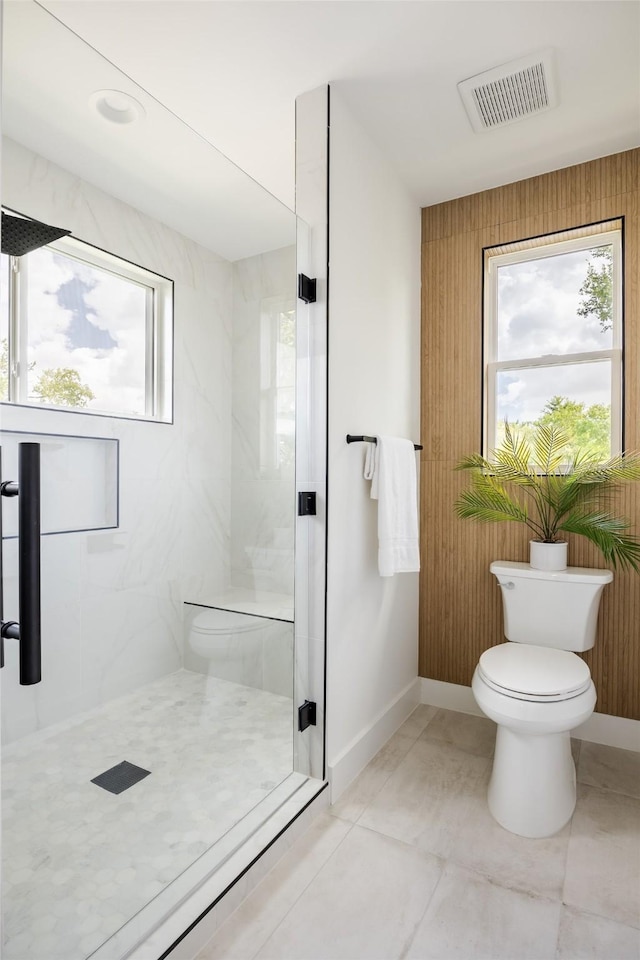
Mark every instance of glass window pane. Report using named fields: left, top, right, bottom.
left=497, top=245, right=614, bottom=361
left=25, top=247, right=148, bottom=416
left=1, top=254, right=9, bottom=401
left=496, top=360, right=611, bottom=460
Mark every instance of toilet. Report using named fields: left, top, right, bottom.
left=472, top=560, right=613, bottom=838
left=187, top=607, right=268, bottom=689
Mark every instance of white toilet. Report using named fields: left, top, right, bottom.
left=187, top=608, right=268, bottom=688
left=472, top=560, right=613, bottom=838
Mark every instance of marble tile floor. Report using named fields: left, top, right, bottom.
left=196, top=705, right=640, bottom=960
left=2, top=669, right=293, bottom=960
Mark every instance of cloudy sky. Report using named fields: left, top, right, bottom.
left=25, top=247, right=148, bottom=415
left=495, top=245, right=613, bottom=424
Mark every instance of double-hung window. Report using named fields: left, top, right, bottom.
left=483, top=220, right=623, bottom=463
left=1, top=225, right=173, bottom=421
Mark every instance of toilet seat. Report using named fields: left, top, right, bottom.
left=192, top=609, right=266, bottom=635
left=477, top=643, right=592, bottom=703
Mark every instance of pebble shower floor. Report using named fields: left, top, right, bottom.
left=2, top=669, right=293, bottom=960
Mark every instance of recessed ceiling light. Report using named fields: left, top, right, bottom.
left=89, top=89, right=146, bottom=125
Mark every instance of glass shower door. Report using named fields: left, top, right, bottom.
left=0, top=3, right=308, bottom=959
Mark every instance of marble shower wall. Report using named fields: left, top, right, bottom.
left=1, top=138, right=233, bottom=743
left=230, top=246, right=296, bottom=598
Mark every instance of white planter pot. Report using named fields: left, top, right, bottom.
left=530, top=540, right=568, bottom=571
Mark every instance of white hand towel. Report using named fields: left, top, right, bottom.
left=364, top=436, right=420, bottom=577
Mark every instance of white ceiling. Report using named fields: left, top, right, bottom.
left=39, top=0, right=640, bottom=210
left=3, top=1, right=296, bottom=260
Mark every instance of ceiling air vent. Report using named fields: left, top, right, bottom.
left=458, top=50, right=557, bottom=133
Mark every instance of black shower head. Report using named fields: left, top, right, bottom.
left=1, top=211, right=71, bottom=257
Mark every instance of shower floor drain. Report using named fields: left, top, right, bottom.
left=91, top=761, right=151, bottom=795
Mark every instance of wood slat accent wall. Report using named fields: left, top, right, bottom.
left=419, top=148, right=640, bottom=719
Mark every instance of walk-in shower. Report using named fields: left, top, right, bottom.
left=0, top=4, right=325, bottom=958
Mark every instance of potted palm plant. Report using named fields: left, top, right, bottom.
left=454, top=423, right=640, bottom=572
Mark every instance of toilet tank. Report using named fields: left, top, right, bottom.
left=490, top=561, right=613, bottom=651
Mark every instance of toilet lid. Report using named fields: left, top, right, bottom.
left=478, top=643, right=592, bottom=701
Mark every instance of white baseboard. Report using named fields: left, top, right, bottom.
left=328, top=677, right=421, bottom=802
left=573, top=711, right=640, bottom=752
left=421, top=678, right=640, bottom=752
left=420, top=678, right=483, bottom=717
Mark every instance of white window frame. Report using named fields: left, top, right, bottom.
left=483, top=227, right=623, bottom=459
left=3, top=233, right=173, bottom=422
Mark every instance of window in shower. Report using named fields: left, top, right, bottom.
left=1, top=231, right=173, bottom=421
left=0, top=254, right=9, bottom=402
left=260, top=297, right=296, bottom=475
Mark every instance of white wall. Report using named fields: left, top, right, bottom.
left=1, top=138, right=232, bottom=741
left=326, top=89, right=422, bottom=797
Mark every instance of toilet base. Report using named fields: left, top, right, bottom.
left=488, top=725, right=576, bottom=838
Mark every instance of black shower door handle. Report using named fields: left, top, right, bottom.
left=0, top=442, right=42, bottom=684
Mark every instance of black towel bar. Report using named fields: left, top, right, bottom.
left=346, top=434, right=423, bottom=451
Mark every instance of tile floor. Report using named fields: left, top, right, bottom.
left=2, top=669, right=293, bottom=960
left=196, top=706, right=640, bottom=960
